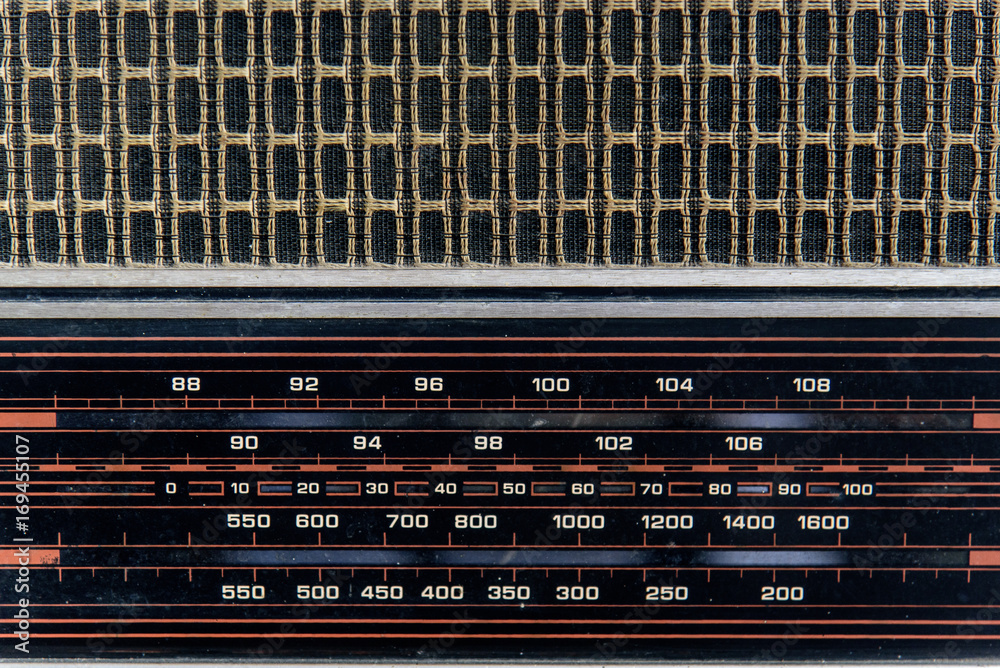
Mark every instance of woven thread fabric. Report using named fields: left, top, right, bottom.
left=0, top=0, right=997, bottom=265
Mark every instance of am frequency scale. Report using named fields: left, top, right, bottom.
left=3, top=303, right=1000, bottom=660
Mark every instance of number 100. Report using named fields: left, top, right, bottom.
left=533, top=377, right=569, bottom=392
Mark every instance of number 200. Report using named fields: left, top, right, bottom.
left=761, top=586, right=803, bottom=601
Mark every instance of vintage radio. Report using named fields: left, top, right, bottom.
left=4, top=0, right=1000, bottom=661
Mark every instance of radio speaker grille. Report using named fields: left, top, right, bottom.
left=1, top=0, right=997, bottom=266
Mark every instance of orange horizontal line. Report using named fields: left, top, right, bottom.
left=2, top=336, right=998, bottom=342
left=0, top=481, right=154, bottom=485
left=0, top=412, right=56, bottom=428
left=1, top=352, right=992, bottom=358
left=28, top=633, right=1000, bottom=640
left=0, top=491, right=155, bottom=495
left=0, top=549, right=59, bottom=565
left=19, top=602, right=1000, bottom=609
left=20, top=617, right=1000, bottom=626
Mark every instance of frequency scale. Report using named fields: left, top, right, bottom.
left=3, top=273, right=1000, bottom=661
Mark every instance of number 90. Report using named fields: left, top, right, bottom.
left=230, top=435, right=258, bottom=450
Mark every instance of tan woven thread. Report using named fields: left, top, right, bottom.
left=0, top=0, right=995, bottom=265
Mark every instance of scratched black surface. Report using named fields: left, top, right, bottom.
left=3, top=318, right=1000, bottom=660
